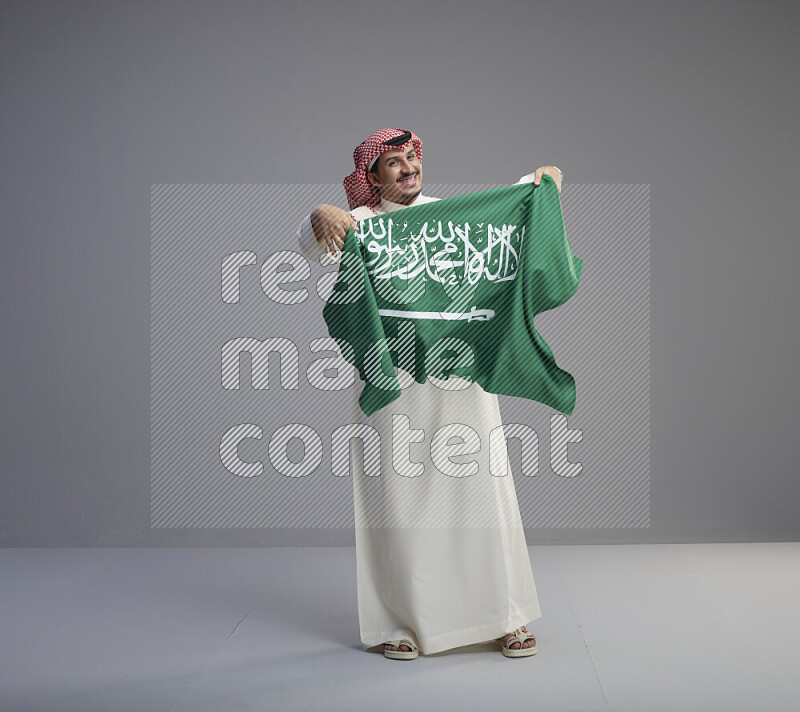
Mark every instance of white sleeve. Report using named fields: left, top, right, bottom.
left=296, top=213, right=343, bottom=264
left=297, top=213, right=321, bottom=261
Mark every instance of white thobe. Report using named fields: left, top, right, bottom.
left=297, top=177, right=544, bottom=655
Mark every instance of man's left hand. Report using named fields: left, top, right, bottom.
left=533, top=166, right=562, bottom=194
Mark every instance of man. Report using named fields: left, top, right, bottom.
left=297, top=128, right=563, bottom=659
left=298, top=128, right=561, bottom=260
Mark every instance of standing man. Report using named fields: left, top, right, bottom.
left=297, top=128, right=563, bottom=660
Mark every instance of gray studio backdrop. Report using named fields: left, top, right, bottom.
left=1, top=0, right=797, bottom=546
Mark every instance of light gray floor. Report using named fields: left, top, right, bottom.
left=1, top=543, right=798, bottom=712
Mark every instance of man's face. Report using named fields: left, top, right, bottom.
left=366, top=145, right=423, bottom=205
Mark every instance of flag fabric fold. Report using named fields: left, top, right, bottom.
left=322, top=173, right=584, bottom=417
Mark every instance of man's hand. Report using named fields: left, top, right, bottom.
left=533, top=166, right=562, bottom=194
left=310, top=204, right=354, bottom=253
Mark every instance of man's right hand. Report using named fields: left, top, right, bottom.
left=310, top=204, right=354, bottom=254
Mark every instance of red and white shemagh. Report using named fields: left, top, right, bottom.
left=343, top=128, right=423, bottom=210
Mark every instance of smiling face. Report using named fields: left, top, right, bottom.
left=366, top=145, right=423, bottom=205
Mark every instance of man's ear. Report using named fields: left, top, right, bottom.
left=366, top=170, right=382, bottom=189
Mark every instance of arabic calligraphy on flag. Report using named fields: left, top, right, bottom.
left=322, top=174, right=584, bottom=417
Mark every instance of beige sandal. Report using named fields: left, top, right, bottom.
left=496, top=626, right=537, bottom=657
left=383, top=638, right=419, bottom=660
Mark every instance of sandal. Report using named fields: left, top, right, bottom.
left=383, top=638, right=419, bottom=660
left=496, top=626, right=537, bottom=658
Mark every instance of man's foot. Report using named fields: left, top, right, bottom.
left=383, top=638, right=419, bottom=659
left=496, top=626, right=537, bottom=657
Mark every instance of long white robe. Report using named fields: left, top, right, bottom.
left=297, top=184, right=542, bottom=655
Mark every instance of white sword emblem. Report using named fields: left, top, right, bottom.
left=377, top=305, right=496, bottom=322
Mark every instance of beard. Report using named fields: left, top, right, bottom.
left=393, top=174, right=421, bottom=203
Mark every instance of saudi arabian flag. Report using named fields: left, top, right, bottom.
left=322, top=173, right=584, bottom=417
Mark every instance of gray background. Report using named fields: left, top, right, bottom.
left=1, top=0, right=797, bottom=546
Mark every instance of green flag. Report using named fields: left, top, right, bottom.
left=322, top=173, right=583, bottom=417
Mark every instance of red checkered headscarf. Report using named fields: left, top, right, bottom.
left=343, top=128, right=423, bottom=210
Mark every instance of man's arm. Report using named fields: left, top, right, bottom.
left=296, top=204, right=354, bottom=262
